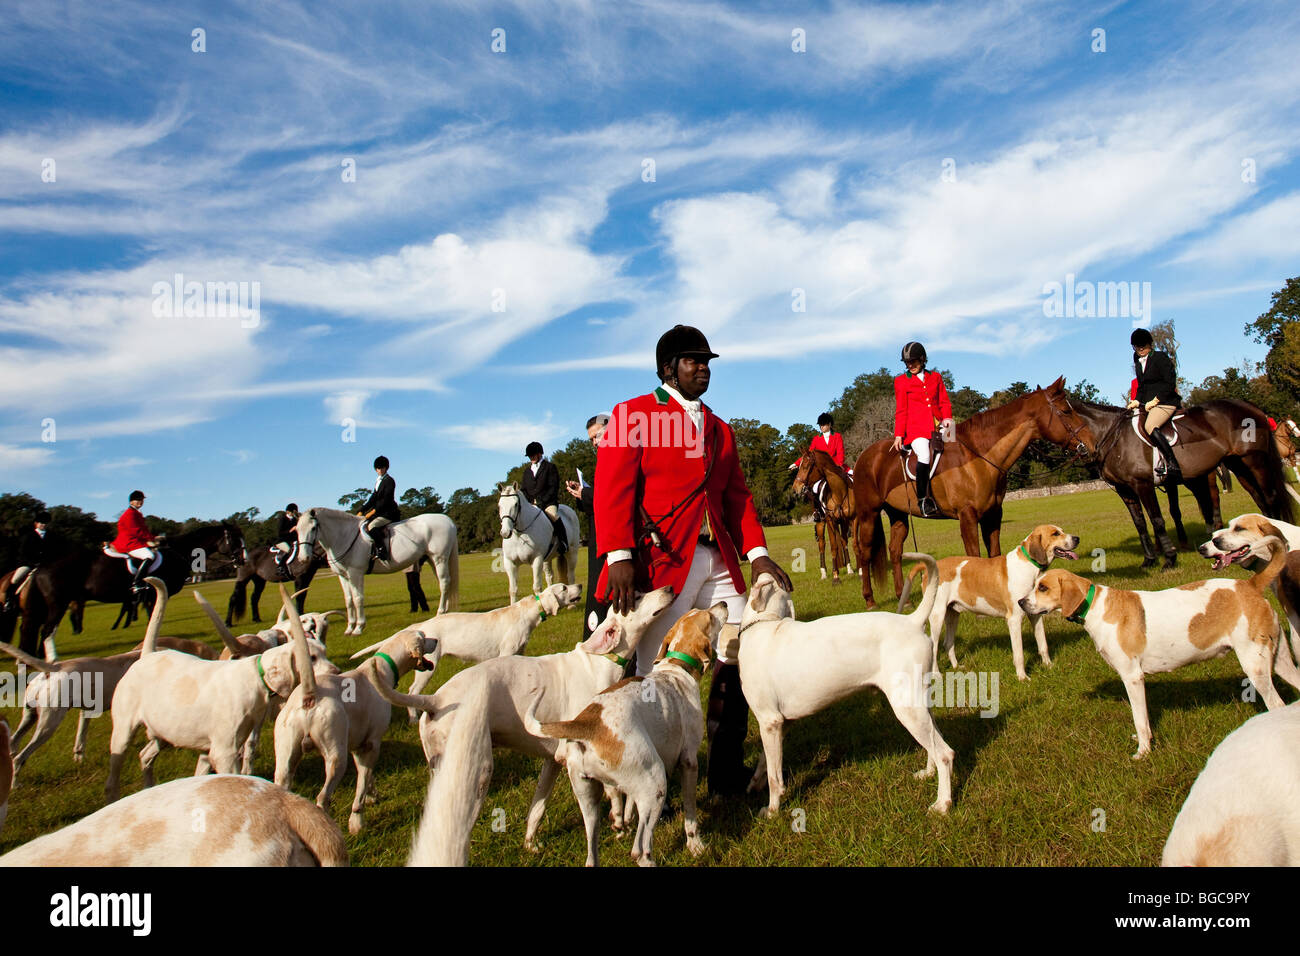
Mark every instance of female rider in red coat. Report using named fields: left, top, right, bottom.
left=891, top=342, right=953, bottom=517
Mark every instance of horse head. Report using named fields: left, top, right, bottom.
left=1036, top=376, right=1095, bottom=456
left=791, top=447, right=822, bottom=498
left=498, top=485, right=520, bottom=539
left=294, top=510, right=320, bottom=560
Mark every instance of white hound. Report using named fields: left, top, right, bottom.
left=389, top=588, right=677, bottom=865
left=739, top=558, right=956, bottom=816
left=498, top=484, right=579, bottom=604
left=1162, top=703, right=1300, bottom=866
left=527, top=604, right=725, bottom=867
left=0, top=775, right=347, bottom=866
left=397, top=583, right=583, bottom=717
left=105, top=584, right=326, bottom=802
left=296, top=507, right=460, bottom=634
left=274, top=626, right=439, bottom=834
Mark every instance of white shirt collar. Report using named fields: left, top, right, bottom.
left=660, top=381, right=701, bottom=412
left=530, top=460, right=540, bottom=474
left=375, top=475, right=383, bottom=490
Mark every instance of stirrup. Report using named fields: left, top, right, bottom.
left=920, top=496, right=940, bottom=518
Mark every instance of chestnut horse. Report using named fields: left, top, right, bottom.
left=792, top=446, right=856, bottom=584
left=1070, top=398, right=1294, bottom=569
left=852, top=377, right=1093, bottom=608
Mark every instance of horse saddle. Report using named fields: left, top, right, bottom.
left=102, top=545, right=162, bottom=573
left=1130, top=409, right=1184, bottom=448
left=901, top=445, right=944, bottom=481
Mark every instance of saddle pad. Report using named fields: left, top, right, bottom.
left=102, top=546, right=129, bottom=558
left=903, top=448, right=943, bottom=481
left=1131, top=412, right=1184, bottom=448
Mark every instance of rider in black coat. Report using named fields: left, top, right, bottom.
left=358, top=457, right=402, bottom=561
left=1129, top=328, right=1183, bottom=484
left=521, top=441, right=567, bottom=555
left=4, top=511, right=53, bottom=614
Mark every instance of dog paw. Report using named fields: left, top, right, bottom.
left=348, top=814, right=364, bottom=835
left=757, top=806, right=778, bottom=820
left=687, top=838, right=706, bottom=858
left=913, top=766, right=936, bottom=780
left=636, top=856, right=657, bottom=867
left=928, top=799, right=952, bottom=815
left=524, top=838, right=540, bottom=854
left=72, top=753, right=84, bottom=764
left=1016, top=673, right=1030, bottom=682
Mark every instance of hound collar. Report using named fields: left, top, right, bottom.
left=373, top=652, right=400, bottom=687
left=664, top=650, right=704, bottom=673
left=254, top=655, right=274, bottom=695
left=603, top=652, right=629, bottom=667
left=1018, top=544, right=1048, bottom=571
left=1067, top=584, right=1097, bottom=625
left=533, top=593, right=547, bottom=620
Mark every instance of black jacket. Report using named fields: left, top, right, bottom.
left=577, top=482, right=607, bottom=641
left=360, top=475, right=402, bottom=522
left=1134, top=350, right=1181, bottom=407
left=18, top=529, right=52, bottom=567
left=521, top=459, right=559, bottom=510
left=276, top=513, right=299, bottom=544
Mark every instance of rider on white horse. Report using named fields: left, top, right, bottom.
left=356, top=456, right=402, bottom=563
left=521, top=442, right=568, bottom=556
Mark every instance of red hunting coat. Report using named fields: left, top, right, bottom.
left=894, top=371, right=952, bottom=444
left=112, top=507, right=152, bottom=552
left=594, top=386, right=766, bottom=600
left=795, top=431, right=845, bottom=468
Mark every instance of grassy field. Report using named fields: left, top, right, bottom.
left=2, top=482, right=1296, bottom=866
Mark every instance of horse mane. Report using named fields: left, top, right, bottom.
left=308, top=507, right=361, bottom=520
left=807, top=446, right=850, bottom=480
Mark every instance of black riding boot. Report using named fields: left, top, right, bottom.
left=1149, top=429, right=1182, bottom=486
left=551, top=517, right=568, bottom=555
left=916, top=462, right=939, bottom=517
left=274, top=551, right=291, bottom=581
left=706, top=661, right=752, bottom=797
left=371, top=527, right=390, bottom=563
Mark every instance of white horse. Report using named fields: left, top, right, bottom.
left=295, top=508, right=459, bottom=635
left=498, top=485, right=579, bottom=604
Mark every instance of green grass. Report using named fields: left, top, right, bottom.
left=2, top=483, right=1293, bottom=866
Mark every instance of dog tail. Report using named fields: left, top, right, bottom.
left=0, top=642, right=58, bottom=673
left=523, top=690, right=593, bottom=743
left=136, top=578, right=168, bottom=655
left=270, top=784, right=349, bottom=866
left=896, top=563, right=927, bottom=613
left=1248, top=536, right=1288, bottom=593
left=369, top=662, right=439, bottom=714
left=407, top=679, right=493, bottom=867
left=901, top=553, right=940, bottom=625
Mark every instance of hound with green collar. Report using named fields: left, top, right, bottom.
left=273, top=626, right=438, bottom=834
left=399, top=583, right=583, bottom=718
left=898, top=524, right=1080, bottom=680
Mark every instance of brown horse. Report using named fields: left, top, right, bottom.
left=852, top=377, right=1093, bottom=608
left=1072, top=398, right=1294, bottom=568
left=792, top=446, right=856, bottom=584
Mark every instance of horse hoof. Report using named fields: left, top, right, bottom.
left=863, top=599, right=877, bottom=610
left=1162, top=559, right=1177, bottom=571
left=1140, top=556, right=1157, bottom=569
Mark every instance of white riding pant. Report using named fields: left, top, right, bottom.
left=127, top=548, right=161, bottom=573
left=634, top=542, right=745, bottom=675
left=911, top=436, right=932, bottom=465
left=12, top=566, right=31, bottom=587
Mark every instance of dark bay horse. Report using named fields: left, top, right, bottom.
left=852, top=377, right=1093, bottom=608
left=792, top=446, right=856, bottom=584
left=16, top=523, right=245, bottom=657
left=1072, top=399, right=1294, bottom=569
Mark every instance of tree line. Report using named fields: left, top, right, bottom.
left=5, top=279, right=1296, bottom=558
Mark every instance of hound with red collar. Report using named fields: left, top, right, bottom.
left=1023, top=542, right=1300, bottom=758
left=898, top=524, right=1081, bottom=680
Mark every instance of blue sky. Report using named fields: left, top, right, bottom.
left=2, top=0, right=1298, bottom=521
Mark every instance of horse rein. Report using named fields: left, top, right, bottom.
left=500, top=490, right=546, bottom=539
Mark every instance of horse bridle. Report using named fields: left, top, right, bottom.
left=500, top=490, right=546, bottom=540
left=954, top=388, right=1094, bottom=477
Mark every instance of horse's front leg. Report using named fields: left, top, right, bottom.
left=1116, top=485, right=1157, bottom=568
left=815, top=520, right=827, bottom=580
left=532, top=555, right=547, bottom=594
left=1164, top=483, right=1188, bottom=550
left=958, top=506, right=981, bottom=557
left=348, top=569, right=367, bottom=633
left=503, top=551, right=520, bottom=604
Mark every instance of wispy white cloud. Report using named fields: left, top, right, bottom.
left=440, top=413, right=565, bottom=454
left=94, top=456, right=151, bottom=473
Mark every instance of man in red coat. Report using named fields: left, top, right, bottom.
left=597, top=325, right=792, bottom=795
left=790, top=412, right=846, bottom=469
left=112, top=490, right=160, bottom=588
left=892, top=341, right=953, bottom=517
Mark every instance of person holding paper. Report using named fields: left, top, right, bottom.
left=567, top=413, right=611, bottom=643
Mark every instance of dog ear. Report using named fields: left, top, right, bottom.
left=1027, top=528, right=1050, bottom=568
left=261, top=649, right=297, bottom=698
left=1057, top=573, right=1088, bottom=619
left=749, top=579, right=774, bottom=611
left=579, top=616, right=622, bottom=655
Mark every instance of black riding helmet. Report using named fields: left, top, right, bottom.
left=901, top=341, right=927, bottom=366
left=525, top=441, right=543, bottom=458
left=656, top=325, right=719, bottom=381
left=1130, top=328, right=1154, bottom=348
left=373, top=456, right=389, bottom=470
left=817, top=413, right=833, bottom=427
left=35, top=510, right=51, bottom=524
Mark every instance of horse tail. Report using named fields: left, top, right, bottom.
left=228, top=578, right=248, bottom=624
left=1260, top=434, right=1296, bottom=524
left=869, top=508, right=889, bottom=596
left=444, top=532, right=460, bottom=612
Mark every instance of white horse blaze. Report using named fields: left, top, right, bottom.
left=497, top=485, right=580, bottom=603
left=295, top=509, right=460, bottom=635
